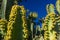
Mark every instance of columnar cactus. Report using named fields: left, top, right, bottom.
left=55, top=0, right=60, bottom=40
left=55, top=14, right=60, bottom=40
left=56, top=0, right=60, bottom=14
left=42, top=0, right=60, bottom=40
left=42, top=4, right=57, bottom=40
left=4, top=5, right=20, bottom=40
left=0, top=19, right=7, bottom=39
left=4, top=5, right=29, bottom=40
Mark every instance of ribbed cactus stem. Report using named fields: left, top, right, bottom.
left=43, top=4, right=57, bottom=40
left=1, top=0, right=7, bottom=19
left=21, top=6, right=29, bottom=40
left=46, top=4, right=55, bottom=14
left=55, top=0, right=60, bottom=40
left=56, top=0, right=60, bottom=14
left=0, top=19, right=7, bottom=39
left=4, top=4, right=29, bottom=40
left=4, top=5, right=20, bottom=40
left=55, top=14, right=60, bottom=40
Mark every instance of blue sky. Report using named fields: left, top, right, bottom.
left=18, top=0, right=56, bottom=27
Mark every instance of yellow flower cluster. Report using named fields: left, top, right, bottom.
left=29, top=12, right=38, bottom=19
left=21, top=6, right=29, bottom=39
left=4, top=5, right=20, bottom=40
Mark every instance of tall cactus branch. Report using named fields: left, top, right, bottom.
left=43, top=4, right=57, bottom=40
